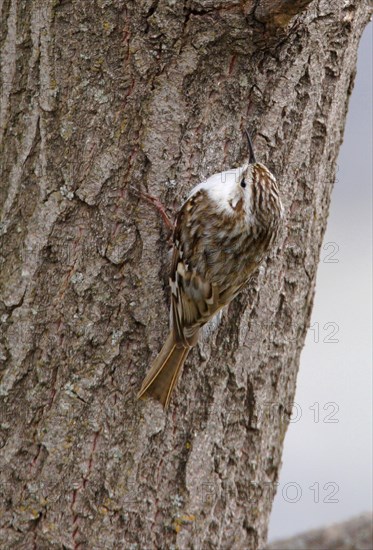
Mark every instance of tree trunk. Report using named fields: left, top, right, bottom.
left=0, top=1, right=370, bottom=548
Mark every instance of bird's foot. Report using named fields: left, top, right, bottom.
left=129, top=186, right=175, bottom=233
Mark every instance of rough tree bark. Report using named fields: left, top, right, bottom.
left=0, top=1, right=370, bottom=549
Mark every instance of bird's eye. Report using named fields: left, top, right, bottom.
left=240, top=179, right=246, bottom=188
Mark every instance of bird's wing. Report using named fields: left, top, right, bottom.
left=169, top=191, right=222, bottom=347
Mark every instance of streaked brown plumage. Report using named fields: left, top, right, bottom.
left=138, top=131, right=283, bottom=408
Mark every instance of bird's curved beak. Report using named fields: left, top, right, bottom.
left=245, top=129, right=256, bottom=164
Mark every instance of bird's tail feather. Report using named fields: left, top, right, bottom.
left=137, top=332, right=190, bottom=408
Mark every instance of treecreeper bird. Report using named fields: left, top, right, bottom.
left=138, top=130, right=283, bottom=408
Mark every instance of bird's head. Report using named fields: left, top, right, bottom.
left=238, top=130, right=283, bottom=227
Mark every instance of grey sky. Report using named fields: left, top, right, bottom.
left=268, top=22, right=372, bottom=541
